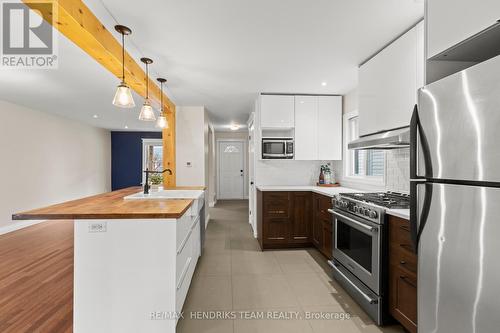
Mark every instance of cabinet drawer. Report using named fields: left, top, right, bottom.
left=176, top=213, right=193, bottom=249
left=263, top=192, right=290, bottom=218
left=390, top=246, right=417, bottom=274
left=263, top=218, right=289, bottom=244
left=389, top=216, right=414, bottom=253
left=176, top=229, right=193, bottom=284
left=176, top=254, right=194, bottom=313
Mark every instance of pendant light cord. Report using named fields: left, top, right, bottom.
left=121, top=33, right=125, bottom=82
left=160, top=81, right=164, bottom=114
left=146, top=63, right=149, bottom=99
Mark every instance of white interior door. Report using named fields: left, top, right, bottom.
left=218, top=141, right=244, bottom=199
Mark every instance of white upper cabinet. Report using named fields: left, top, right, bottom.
left=294, top=96, right=318, bottom=160
left=358, top=22, right=424, bottom=137
left=427, top=0, right=500, bottom=59
left=260, top=95, right=295, bottom=129
left=318, top=96, right=342, bottom=160
left=294, top=96, right=342, bottom=160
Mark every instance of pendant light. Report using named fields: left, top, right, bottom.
left=112, top=25, right=135, bottom=108
left=155, top=78, right=169, bottom=129
left=138, top=57, right=156, bottom=121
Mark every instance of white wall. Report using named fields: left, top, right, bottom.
left=0, top=100, right=111, bottom=234
left=176, top=106, right=207, bottom=186
left=215, top=131, right=249, bottom=199
left=176, top=106, right=213, bottom=221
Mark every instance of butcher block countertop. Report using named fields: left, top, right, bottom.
left=12, top=187, right=203, bottom=220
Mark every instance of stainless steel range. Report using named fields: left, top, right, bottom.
left=327, top=192, right=409, bottom=325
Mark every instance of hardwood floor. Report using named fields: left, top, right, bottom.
left=0, top=221, right=73, bottom=333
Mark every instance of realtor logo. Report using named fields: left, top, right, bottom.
left=1, top=0, right=58, bottom=68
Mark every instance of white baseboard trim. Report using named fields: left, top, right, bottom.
left=209, top=201, right=216, bottom=208
left=0, top=220, right=45, bottom=235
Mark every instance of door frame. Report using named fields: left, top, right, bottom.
left=247, top=113, right=256, bottom=231
left=217, top=139, right=247, bottom=200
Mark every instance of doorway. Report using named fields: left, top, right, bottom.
left=217, top=140, right=245, bottom=199
left=142, top=139, right=163, bottom=185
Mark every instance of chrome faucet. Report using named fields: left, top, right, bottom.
left=143, top=168, right=173, bottom=194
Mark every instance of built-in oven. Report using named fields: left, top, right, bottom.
left=328, top=207, right=384, bottom=324
left=330, top=209, right=381, bottom=293
left=262, top=138, right=294, bottom=159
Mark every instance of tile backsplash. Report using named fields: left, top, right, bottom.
left=331, top=149, right=410, bottom=193
left=385, top=149, right=410, bottom=193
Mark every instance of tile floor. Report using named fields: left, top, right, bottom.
left=177, top=200, right=405, bottom=333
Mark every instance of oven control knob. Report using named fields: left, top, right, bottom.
left=353, top=206, right=359, bottom=213
left=364, top=209, right=370, bottom=216
left=341, top=201, right=348, bottom=208
left=369, top=211, right=378, bottom=219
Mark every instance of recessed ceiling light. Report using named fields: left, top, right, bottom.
left=321, top=82, right=327, bottom=86
left=230, top=124, right=240, bottom=131
left=93, top=114, right=98, bottom=119
left=124, top=125, right=129, bottom=129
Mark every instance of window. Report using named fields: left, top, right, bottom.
left=344, top=112, right=385, bottom=184
left=142, top=139, right=163, bottom=184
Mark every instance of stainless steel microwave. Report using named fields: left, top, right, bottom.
left=262, top=138, right=294, bottom=159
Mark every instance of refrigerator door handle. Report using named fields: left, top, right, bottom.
left=410, top=104, right=419, bottom=179
left=410, top=181, right=433, bottom=253
left=410, top=102, right=433, bottom=179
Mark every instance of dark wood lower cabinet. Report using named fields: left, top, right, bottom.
left=290, top=192, right=312, bottom=245
left=258, top=190, right=332, bottom=257
left=388, top=215, right=418, bottom=333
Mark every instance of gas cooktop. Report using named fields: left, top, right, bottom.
left=339, top=192, right=410, bottom=209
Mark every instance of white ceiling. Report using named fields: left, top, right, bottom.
left=0, top=0, right=423, bottom=132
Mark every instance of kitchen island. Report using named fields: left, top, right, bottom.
left=13, top=186, right=205, bottom=333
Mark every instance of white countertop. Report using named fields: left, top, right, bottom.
left=257, top=185, right=410, bottom=220
left=256, top=185, right=362, bottom=197
left=386, top=209, right=410, bottom=220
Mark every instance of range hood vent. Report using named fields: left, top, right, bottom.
left=348, top=127, right=410, bottom=150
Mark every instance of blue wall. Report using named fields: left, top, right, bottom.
left=111, top=131, right=162, bottom=190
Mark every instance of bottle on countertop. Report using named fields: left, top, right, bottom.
left=319, top=166, right=325, bottom=184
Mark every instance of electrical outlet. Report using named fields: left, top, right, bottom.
left=88, top=222, right=107, bottom=233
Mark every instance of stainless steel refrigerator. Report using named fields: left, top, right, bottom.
left=410, top=54, right=500, bottom=333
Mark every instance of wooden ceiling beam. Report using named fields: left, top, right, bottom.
left=23, top=0, right=176, bottom=186
left=22, top=0, right=175, bottom=113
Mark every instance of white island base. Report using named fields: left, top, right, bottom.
left=74, top=209, right=200, bottom=333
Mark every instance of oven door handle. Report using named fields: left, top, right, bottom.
left=327, top=260, right=378, bottom=304
left=328, top=209, right=377, bottom=232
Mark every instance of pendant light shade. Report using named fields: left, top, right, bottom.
left=139, top=57, right=156, bottom=121
left=113, top=82, right=135, bottom=108
left=112, top=25, right=135, bottom=108
left=139, top=99, right=156, bottom=121
left=156, top=115, right=168, bottom=128
left=155, top=77, right=169, bottom=129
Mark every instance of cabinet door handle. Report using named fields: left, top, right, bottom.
left=399, top=225, right=410, bottom=232
left=400, top=260, right=406, bottom=265
left=399, top=243, right=413, bottom=251
left=400, top=275, right=417, bottom=288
